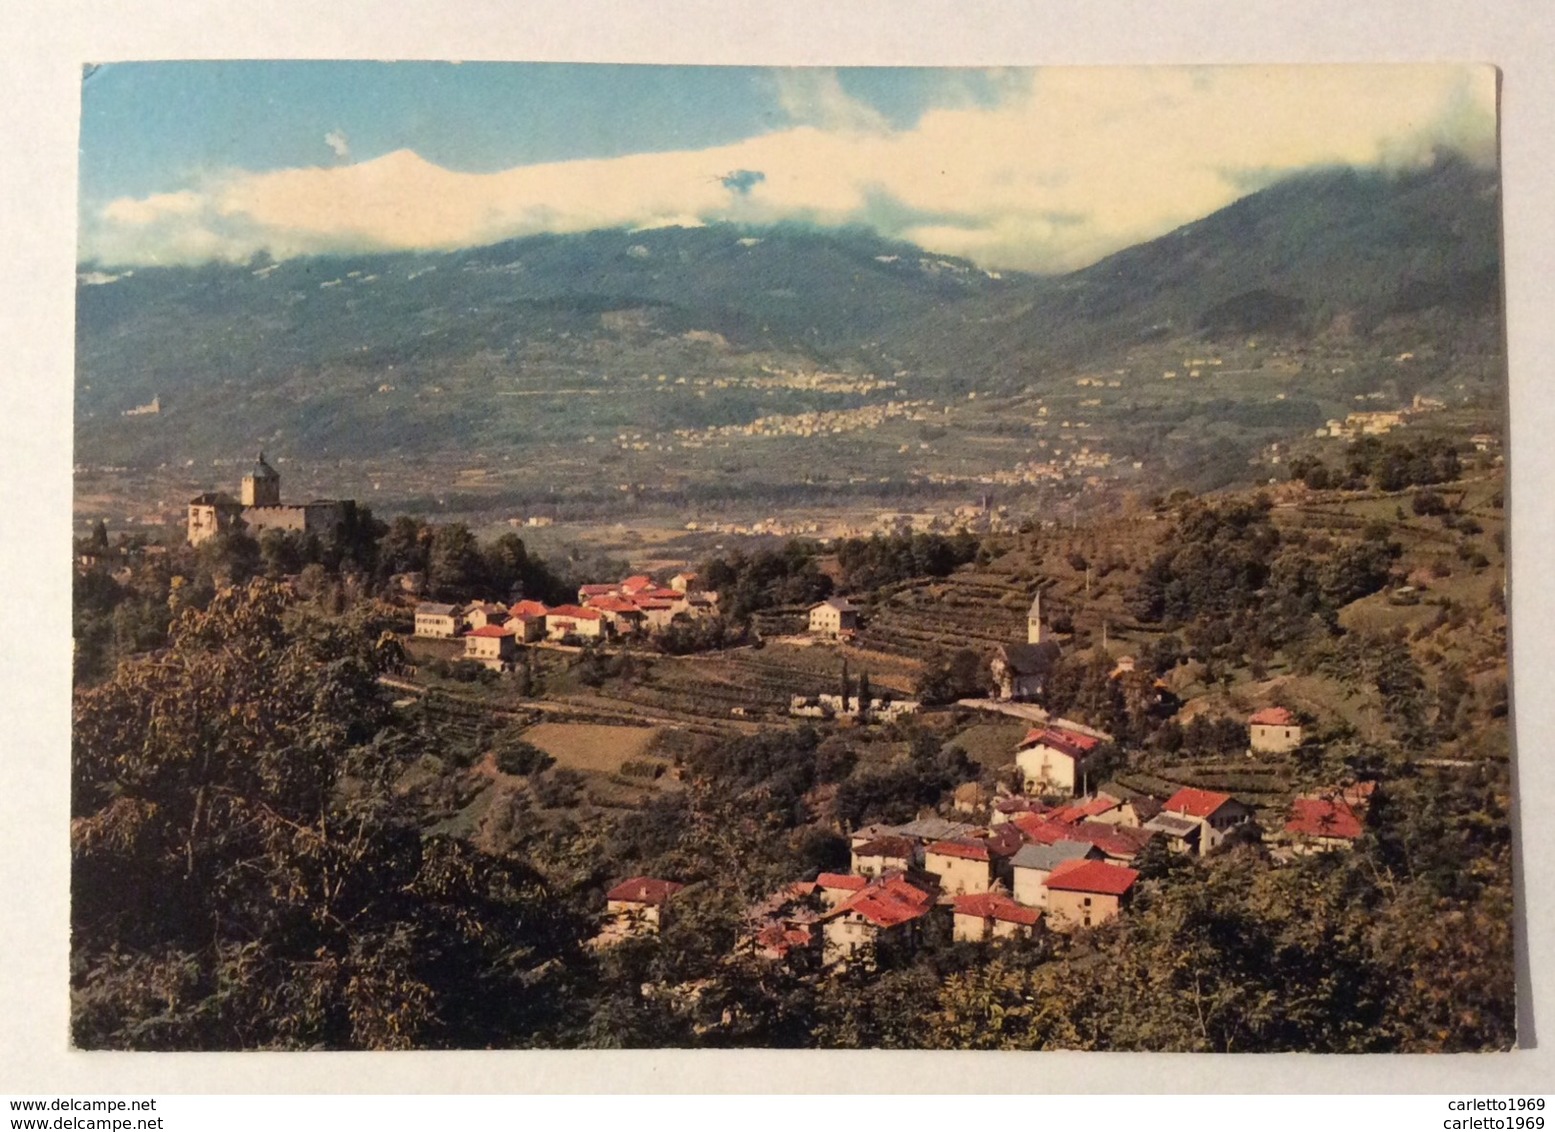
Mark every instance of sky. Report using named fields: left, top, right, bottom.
left=78, top=62, right=1498, bottom=274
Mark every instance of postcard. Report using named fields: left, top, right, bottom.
left=66, top=61, right=1515, bottom=1057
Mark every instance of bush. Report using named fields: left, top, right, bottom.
left=448, top=659, right=496, bottom=684
left=494, top=735, right=554, bottom=776
left=533, top=768, right=585, bottom=808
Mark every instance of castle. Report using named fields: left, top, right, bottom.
left=186, top=453, right=354, bottom=547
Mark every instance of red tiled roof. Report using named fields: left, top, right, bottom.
left=926, top=838, right=991, bottom=862
left=1018, top=726, right=1102, bottom=760
left=953, top=892, right=1043, bottom=926
left=509, top=600, right=549, bottom=618
left=1009, top=812, right=1080, bottom=844
left=1071, top=821, right=1154, bottom=860
left=466, top=625, right=513, bottom=638
left=606, top=876, right=685, bottom=905
left=587, top=596, right=643, bottom=613
left=1044, top=858, right=1139, bottom=897
left=836, top=876, right=935, bottom=928
left=1051, top=796, right=1120, bottom=824
left=621, top=575, right=655, bottom=592
left=1285, top=798, right=1364, bottom=841
left=755, top=923, right=813, bottom=956
left=1250, top=706, right=1296, bottom=726
left=853, top=836, right=914, bottom=859
left=815, top=872, right=869, bottom=891
left=546, top=604, right=603, bottom=620
left=578, top=584, right=618, bottom=595
left=1164, top=787, right=1236, bottom=820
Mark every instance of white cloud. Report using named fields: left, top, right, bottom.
left=772, top=69, right=890, bottom=134
left=82, top=65, right=1497, bottom=273
left=324, top=129, right=351, bottom=159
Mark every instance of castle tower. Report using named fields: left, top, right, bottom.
left=1027, top=590, right=1043, bottom=645
left=241, top=452, right=281, bottom=507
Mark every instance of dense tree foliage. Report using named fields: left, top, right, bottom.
left=1130, top=496, right=1399, bottom=650
left=835, top=531, right=980, bottom=592
left=698, top=541, right=833, bottom=621
left=71, top=581, right=582, bottom=1049
left=1289, top=435, right=1463, bottom=494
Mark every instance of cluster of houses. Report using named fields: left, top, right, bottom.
left=599, top=702, right=1366, bottom=968
left=414, top=571, right=718, bottom=669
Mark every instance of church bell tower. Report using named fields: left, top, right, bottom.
left=1027, top=589, right=1043, bottom=645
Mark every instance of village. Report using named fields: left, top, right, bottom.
left=381, top=495, right=1401, bottom=975
left=593, top=595, right=1378, bottom=973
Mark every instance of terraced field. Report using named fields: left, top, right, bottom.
left=852, top=575, right=1030, bottom=660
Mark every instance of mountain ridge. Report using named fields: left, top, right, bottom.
left=76, top=155, right=1503, bottom=475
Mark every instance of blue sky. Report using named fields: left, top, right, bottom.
left=79, top=62, right=1496, bottom=273
left=80, top=63, right=1013, bottom=206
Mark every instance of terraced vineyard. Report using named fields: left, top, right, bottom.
left=852, top=574, right=1031, bottom=660
left=1113, top=758, right=1297, bottom=821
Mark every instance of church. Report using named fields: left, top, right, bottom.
left=186, top=453, right=354, bottom=546
left=989, top=590, right=1063, bottom=702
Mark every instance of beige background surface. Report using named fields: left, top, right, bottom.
left=1, top=0, right=1551, bottom=1095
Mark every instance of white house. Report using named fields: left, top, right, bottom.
left=809, top=597, right=860, bottom=638
left=1015, top=726, right=1102, bottom=796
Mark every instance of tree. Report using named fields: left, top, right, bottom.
left=71, top=580, right=581, bottom=1049
left=426, top=523, right=484, bottom=599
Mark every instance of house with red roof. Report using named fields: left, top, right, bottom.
left=544, top=604, right=605, bottom=641
left=924, top=837, right=995, bottom=896
left=820, top=873, right=937, bottom=968
left=463, top=601, right=511, bottom=631
left=620, top=574, right=657, bottom=594
left=605, top=876, right=685, bottom=935
left=1043, top=858, right=1139, bottom=930
left=1015, top=726, right=1102, bottom=796
left=462, top=624, right=516, bottom=670
left=584, top=594, right=649, bottom=635
left=1249, top=706, right=1304, bottom=754
left=509, top=599, right=550, bottom=620
left=851, top=835, right=916, bottom=878
left=952, top=892, right=1043, bottom=942
left=1162, top=787, right=1255, bottom=855
left=670, top=571, right=702, bottom=594
left=813, top=872, right=871, bottom=910
left=1284, top=797, right=1365, bottom=853
left=1010, top=840, right=1103, bottom=907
